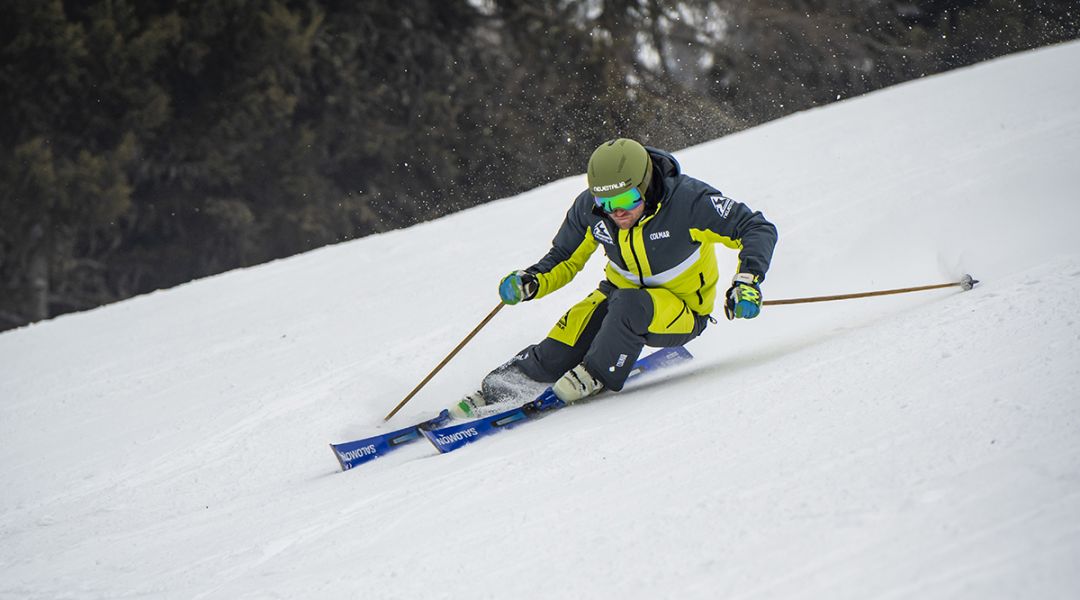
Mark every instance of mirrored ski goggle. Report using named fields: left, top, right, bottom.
left=593, top=187, right=643, bottom=213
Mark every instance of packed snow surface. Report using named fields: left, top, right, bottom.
left=3, top=42, right=1080, bottom=599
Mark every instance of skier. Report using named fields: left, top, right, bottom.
left=452, top=138, right=777, bottom=417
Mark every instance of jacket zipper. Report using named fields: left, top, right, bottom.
left=696, top=272, right=705, bottom=304
left=627, top=224, right=646, bottom=287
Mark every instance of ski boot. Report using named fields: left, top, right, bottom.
left=552, top=364, right=604, bottom=403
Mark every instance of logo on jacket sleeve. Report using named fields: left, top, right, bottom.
left=593, top=221, right=614, bottom=245
left=710, top=194, right=735, bottom=219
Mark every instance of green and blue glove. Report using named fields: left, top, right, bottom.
left=724, top=273, right=762, bottom=320
left=499, top=270, right=539, bottom=305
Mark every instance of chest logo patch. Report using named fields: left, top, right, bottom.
left=711, top=194, right=735, bottom=219
left=593, top=221, right=614, bottom=245
left=649, top=230, right=670, bottom=241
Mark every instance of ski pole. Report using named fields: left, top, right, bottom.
left=763, top=274, right=978, bottom=306
left=383, top=302, right=505, bottom=421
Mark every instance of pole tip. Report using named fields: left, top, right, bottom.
left=960, top=274, right=979, bottom=291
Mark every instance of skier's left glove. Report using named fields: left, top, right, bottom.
left=724, top=273, right=762, bottom=320
left=499, top=270, right=539, bottom=305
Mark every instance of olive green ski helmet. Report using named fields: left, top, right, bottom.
left=587, top=138, right=653, bottom=198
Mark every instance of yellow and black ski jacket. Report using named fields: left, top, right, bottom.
left=527, top=147, right=777, bottom=317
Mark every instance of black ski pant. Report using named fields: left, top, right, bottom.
left=483, top=280, right=709, bottom=401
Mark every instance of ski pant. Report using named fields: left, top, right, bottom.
left=483, top=280, right=709, bottom=400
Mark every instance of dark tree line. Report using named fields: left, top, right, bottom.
left=1, top=0, right=1077, bottom=330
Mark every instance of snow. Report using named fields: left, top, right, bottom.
left=3, top=41, right=1080, bottom=599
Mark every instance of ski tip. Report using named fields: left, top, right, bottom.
left=329, top=444, right=350, bottom=472
left=959, top=273, right=979, bottom=291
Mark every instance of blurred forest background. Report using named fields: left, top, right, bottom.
left=2, top=0, right=1078, bottom=331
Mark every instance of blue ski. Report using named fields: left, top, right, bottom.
left=420, top=346, right=693, bottom=454
left=330, top=409, right=452, bottom=471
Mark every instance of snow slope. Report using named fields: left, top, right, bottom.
left=3, top=41, right=1080, bottom=599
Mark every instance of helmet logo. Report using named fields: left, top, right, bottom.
left=592, top=180, right=631, bottom=193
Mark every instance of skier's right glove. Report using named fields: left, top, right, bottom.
left=499, top=270, right=539, bottom=305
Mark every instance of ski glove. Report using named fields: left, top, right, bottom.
left=724, top=273, right=762, bottom=320
left=499, top=270, right=539, bottom=305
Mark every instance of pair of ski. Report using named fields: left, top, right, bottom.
left=330, top=346, right=693, bottom=471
